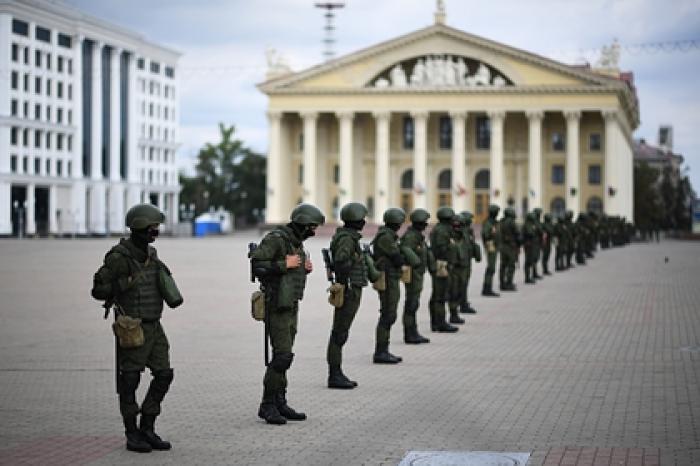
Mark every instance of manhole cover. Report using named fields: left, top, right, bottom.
left=399, top=451, right=530, bottom=466
left=680, top=346, right=700, bottom=353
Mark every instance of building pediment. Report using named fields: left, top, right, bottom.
left=259, top=24, right=619, bottom=93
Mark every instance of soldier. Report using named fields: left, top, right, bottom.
left=372, top=207, right=407, bottom=363
left=575, top=213, right=588, bottom=265
left=400, top=208, right=431, bottom=344
left=522, top=212, right=537, bottom=283
left=459, top=211, right=481, bottom=314
left=326, top=202, right=369, bottom=389
left=563, top=210, right=575, bottom=268
left=532, top=208, right=544, bottom=279
left=481, top=204, right=501, bottom=297
left=429, top=207, right=459, bottom=332
left=91, top=204, right=182, bottom=453
left=447, top=214, right=468, bottom=325
left=498, top=207, right=518, bottom=291
left=599, top=214, right=610, bottom=249
left=250, top=203, right=325, bottom=424
left=541, top=213, right=554, bottom=275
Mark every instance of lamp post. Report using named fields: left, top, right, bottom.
left=12, top=200, right=26, bottom=239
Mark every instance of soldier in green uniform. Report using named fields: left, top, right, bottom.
left=91, top=204, right=181, bottom=453
left=498, top=207, right=518, bottom=291
left=564, top=210, right=575, bottom=268
left=372, top=208, right=406, bottom=363
left=532, top=208, right=544, bottom=279
left=575, top=213, right=588, bottom=265
left=429, top=207, right=459, bottom=332
left=522, top=212, right=537, bottom=283
left=400, top=208, right=431, bottom=344
left=599, top=214, right=611, bottom=249
left=541, top=213, right=554, bottom=275
left=481, top=204, right=501, bottom=297
left=250, top=203, right=325, bottom=424
left=459, top=211, right=481, bottom=314
left=447, top=214, right=469, bottom=325
left=326, top=202, right=369, bottom=389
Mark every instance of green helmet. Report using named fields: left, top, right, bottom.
left=452, top=213, right=466, bottom=226
left=504, top=207, right=516, bottom=218
left=125, top=203, right=165, bottom=229
left=409, top=208, right=430, bottom=223
left=436, top=206, right=455, bottom=221
left=526, top=212, right=536, bottom=222
left=340, top=202, right=368, bottom=222
left=383, top=207, right=406, bottom=225
left=460, top=211, right=474, bottom=226
left=291, top=203, right=325, bottom=226
left=488, top=204, right=500, bottom=217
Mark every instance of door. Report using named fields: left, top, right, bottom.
left=474, top=193, right=490, bottom=224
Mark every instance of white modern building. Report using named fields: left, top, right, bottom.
left=0, top=0, right=181, bottom=236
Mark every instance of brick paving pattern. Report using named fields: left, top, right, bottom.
left=0, top=236, right=698, bottom=465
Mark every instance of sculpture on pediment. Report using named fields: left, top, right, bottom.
left=389, top=64, right=407, bottom=87
left=466, top=63, right=491, bottom=86
left=265, top=47, right=291, bottom=78
left=597, top=39, right=620, bottom=69
left=410, top=59, right=426, bottom=86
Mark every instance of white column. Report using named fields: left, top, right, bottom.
left=72, top=35, right=84, bottom=179
left=49, top=184, right=58, bottom=235
left=450, top=111, right=467, bottom=212
left=90, top=41, right=106, bottom=234
left=515, top=161, right=524, bottom=216
left=126, top=52, right=140, bottom=208
left=301, top=111, right=318, bottom=206
left=411, top=111, right=428, bottom=210
left=26, top=183, right=36, bottom=235
left=109, top=48, right=124, bottom=234
left=373, top=111, right=391, bottom=222
left=0, top=15, right=11, bottom=177
left=489, top=111, right=505, bottom=210
left=527, top=110, right=543, bottom=210
left=337, top=111, right=355, bottom=207
left=266, top=111, right=283, bottom=223
left=0, top=182, right=11, bottom=235
left=565, top=110, right=581, bottom=216
left=171, top=192, right=179, bottom=228
left=603, top=110, right=617, bottom=215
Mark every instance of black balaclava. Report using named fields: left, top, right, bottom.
left=386, top=222, right=401, bottom=232
left=291, top=222, right=316, bottom=240
left=345, top=219, right=366, bottom=231
left=130, top=225, right=159, bottom=252
left=412, top=221, right=428, bottom=232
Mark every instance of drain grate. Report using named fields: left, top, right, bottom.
left=399, top=451, right=530, bottom=466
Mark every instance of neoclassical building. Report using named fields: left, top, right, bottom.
left=259, top=10, right=638, bottom=224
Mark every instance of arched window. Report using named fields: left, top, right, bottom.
left=332, top=196, right=339, bottom=220
left=550, top=197, right=566, bottom=217
left=587, top=196, right=603, bottom=215
left=400, top=169, right=414, bottom=190
left=438, top=169, right=451, bottom=189
left=475, top=169, right=490, bottom=190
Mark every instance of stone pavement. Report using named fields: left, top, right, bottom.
left=0, top=235, right=698, bottom=465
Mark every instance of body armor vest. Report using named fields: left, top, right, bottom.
left=270, top=226, right=307, bottom=306
left=331, top=229, right=368, bottom=287
left=111, top=244, right=164, bottom=321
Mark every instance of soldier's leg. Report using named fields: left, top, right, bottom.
left=403, top=277, right=429, bottom=343
left=259, top=308, right=295, bottom=424
left=461, top=268, right=476, bottom=314
left=140, top=323, right=173, bottom=450
left=448, top=271, right=465, bottom=324
left=328, top=287, right=361, bottom=388
left=482, top=252, right=499, bottom=296
left=375, top=278, right=402, bottom=363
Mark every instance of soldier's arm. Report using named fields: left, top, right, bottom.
left=399, top=231, right=419, bottom=251
left=91, top=252, right=130, bottom=301
left=251, top=235, right=288, bottom=277
left=377, top=233, right=403, bottom=267
left=432, top=227, right=450, bottom=259
left=331, top=235, right=356, bottom=276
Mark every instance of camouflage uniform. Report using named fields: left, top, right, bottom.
left=541, top=213, right=554, bottom=275
left=459, top=211, right=481, bottom=314
left=481, top=204, right=501, bottom=297
left=400, top=209, right=431, bottom=344
left=498, top=207, right=519, bottom=291
left=429, top=207, right=459, bottom=332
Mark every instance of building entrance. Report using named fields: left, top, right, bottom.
left=10, top=185, right=27, bottom=237
left=474, top=169, right=490, bottom=224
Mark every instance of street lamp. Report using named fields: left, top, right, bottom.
left=12, top=200, right=26, bottom=239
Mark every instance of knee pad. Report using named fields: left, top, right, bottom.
left=331, top=330, right=349, bottom=347
left=270, top=352, right=294, bottom=372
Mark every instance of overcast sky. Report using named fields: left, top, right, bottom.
left=63, top=0, right=700, bottom=191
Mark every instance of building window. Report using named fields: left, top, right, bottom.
left=23, top=47, right=29, bottom=64
left=34, top=158, right=40, bottom=174
left=150, top=61, right=160, bottom=74
left=589, top=133, right=601, bottom=151
left=12, top=19, right=29, bottom=36
left=403, top=117, right=414, bottom=149
left=11, top=127, right=18, bottom=145
left=46, top=132, right=51, bottom=149
left=57, top=108, right=63, bottom=123
left=67, top=58, right=72, bottom=74
left=67, top=161, right=72, bottom=176
left=57, top=56, right=64, bottom=72
left=476, top=116, right=490, bottom=149
left=11, top=155, right=18, bottom=173
left=552, top=132, right=565, bottom=151
left=23, top=157, right=28, bottom=173
left=11, top=71, right=18, bottom=89
left=34, top=130, right=41, bottom=148
left=34, top=104, right=41, bottom=120
left=35, top=49, right=42, bottom=67
left=439, top=116, right=452, bottom=149
left=11, top=99, right=18, bottom=116
left=35, top=26, right=51, bottom=43
left=298, top=164, right=303, bottom=184
left=587, top=196, right=603, bottom=215
left=12, top=43, right=19, bottom=61
left=45, top=159, right=50, bottom=175
left=58, top=33, right=71, bottom=48
left=68, top=84, right=72, bottom=100
left=35, top=77, right=41, bottom=94
left=67, top=136, right=72, bottom=151
left=401, top=169, right=413, bottom=190
left=46, top=53, right=52, bottom=70
left=46, top=106, right=51, bottom=121
left=165, top=66, right=175, bottom=78
left=298, top=133, right=304, bottom=151
left=137, top=58, right=145, bottom=70
left=23, top=73, right=29, bottom=91
left=23, top=129, right=29, bottom=146
left=588, top=165, right=601, bottom=185
left=550, top=197, right=566, bottom=217
left=57, top=81, right=63, bottom=98
left=23, top=101, right=28, bottom=117
left=551, top=164, right=565, bottom=184
left=57, top=160, right=63, bottom=176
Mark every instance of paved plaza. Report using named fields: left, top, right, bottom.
left=0, top=235, right=698, bottom=465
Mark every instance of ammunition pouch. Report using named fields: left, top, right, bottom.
left=251, top=290, right=266, bottom=321
left=436, top=260, right=449, bottom=278
left=112, top=315, right=145, bottom=349
left=158, top=266, right=183, bottom=308
left=327, top=282, right=345, bottom=308
left=400, top=265, right=412, bottom=284
left=486, top=240, right=496, bottom=254
left=372, top=271, right=386, bottom=291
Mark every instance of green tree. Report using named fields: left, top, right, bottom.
left=179, top=124, right=266, bottom=226
left=633, top=162, right=662, bottom=236
left=659, top=165, right=675, bottom=229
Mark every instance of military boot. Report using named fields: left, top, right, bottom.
left=433, top=320, right=459, bottom=333
left=482, top=283, right=500, bottom=297
left=123, top=416, right=152, bottom=453
left=462, top=302, right=477, bottom=314
left=275, top=390, right=306, bottom=421
left=258, top=402, right=287, bottom=425
left=404, top=326, right=430, bottom=344
left=525, top=267, right=535, bottom=284
left=328, top=365, right=356, bottom=389
left=449, top=308, right=465, bottom=324
left=139, top=415, right=171, bottom=451
left=543, top=264, right=552, bottom=275
left=373, top=343, right=402, bottom=364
